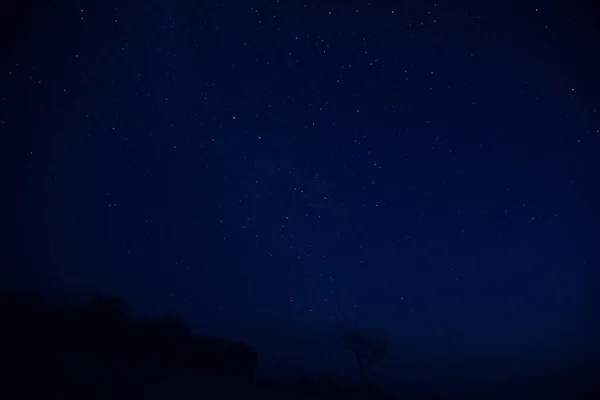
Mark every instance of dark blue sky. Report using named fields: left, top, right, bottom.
left=2, top=0, right=599, bottom=397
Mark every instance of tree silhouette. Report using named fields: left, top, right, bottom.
left=343, top=330, right=388, bottom=385
left=0, top=287, right=261, bottom=398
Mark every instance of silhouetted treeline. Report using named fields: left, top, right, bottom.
left=0, top=288, right=257, bottom=399
left=0, top=287, right=436, bottom=400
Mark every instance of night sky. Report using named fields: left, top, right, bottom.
left=2, top=0, right=599, bottom=397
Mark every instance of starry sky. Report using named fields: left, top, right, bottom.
left=2, top=0, right=599, bottom=397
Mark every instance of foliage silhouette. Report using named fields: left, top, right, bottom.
left=0, top=287, right=438, bottom=399
left=0, top=287, right=258, bottom=398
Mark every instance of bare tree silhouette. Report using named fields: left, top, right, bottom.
left=343, top=330, right=388, bottom=385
